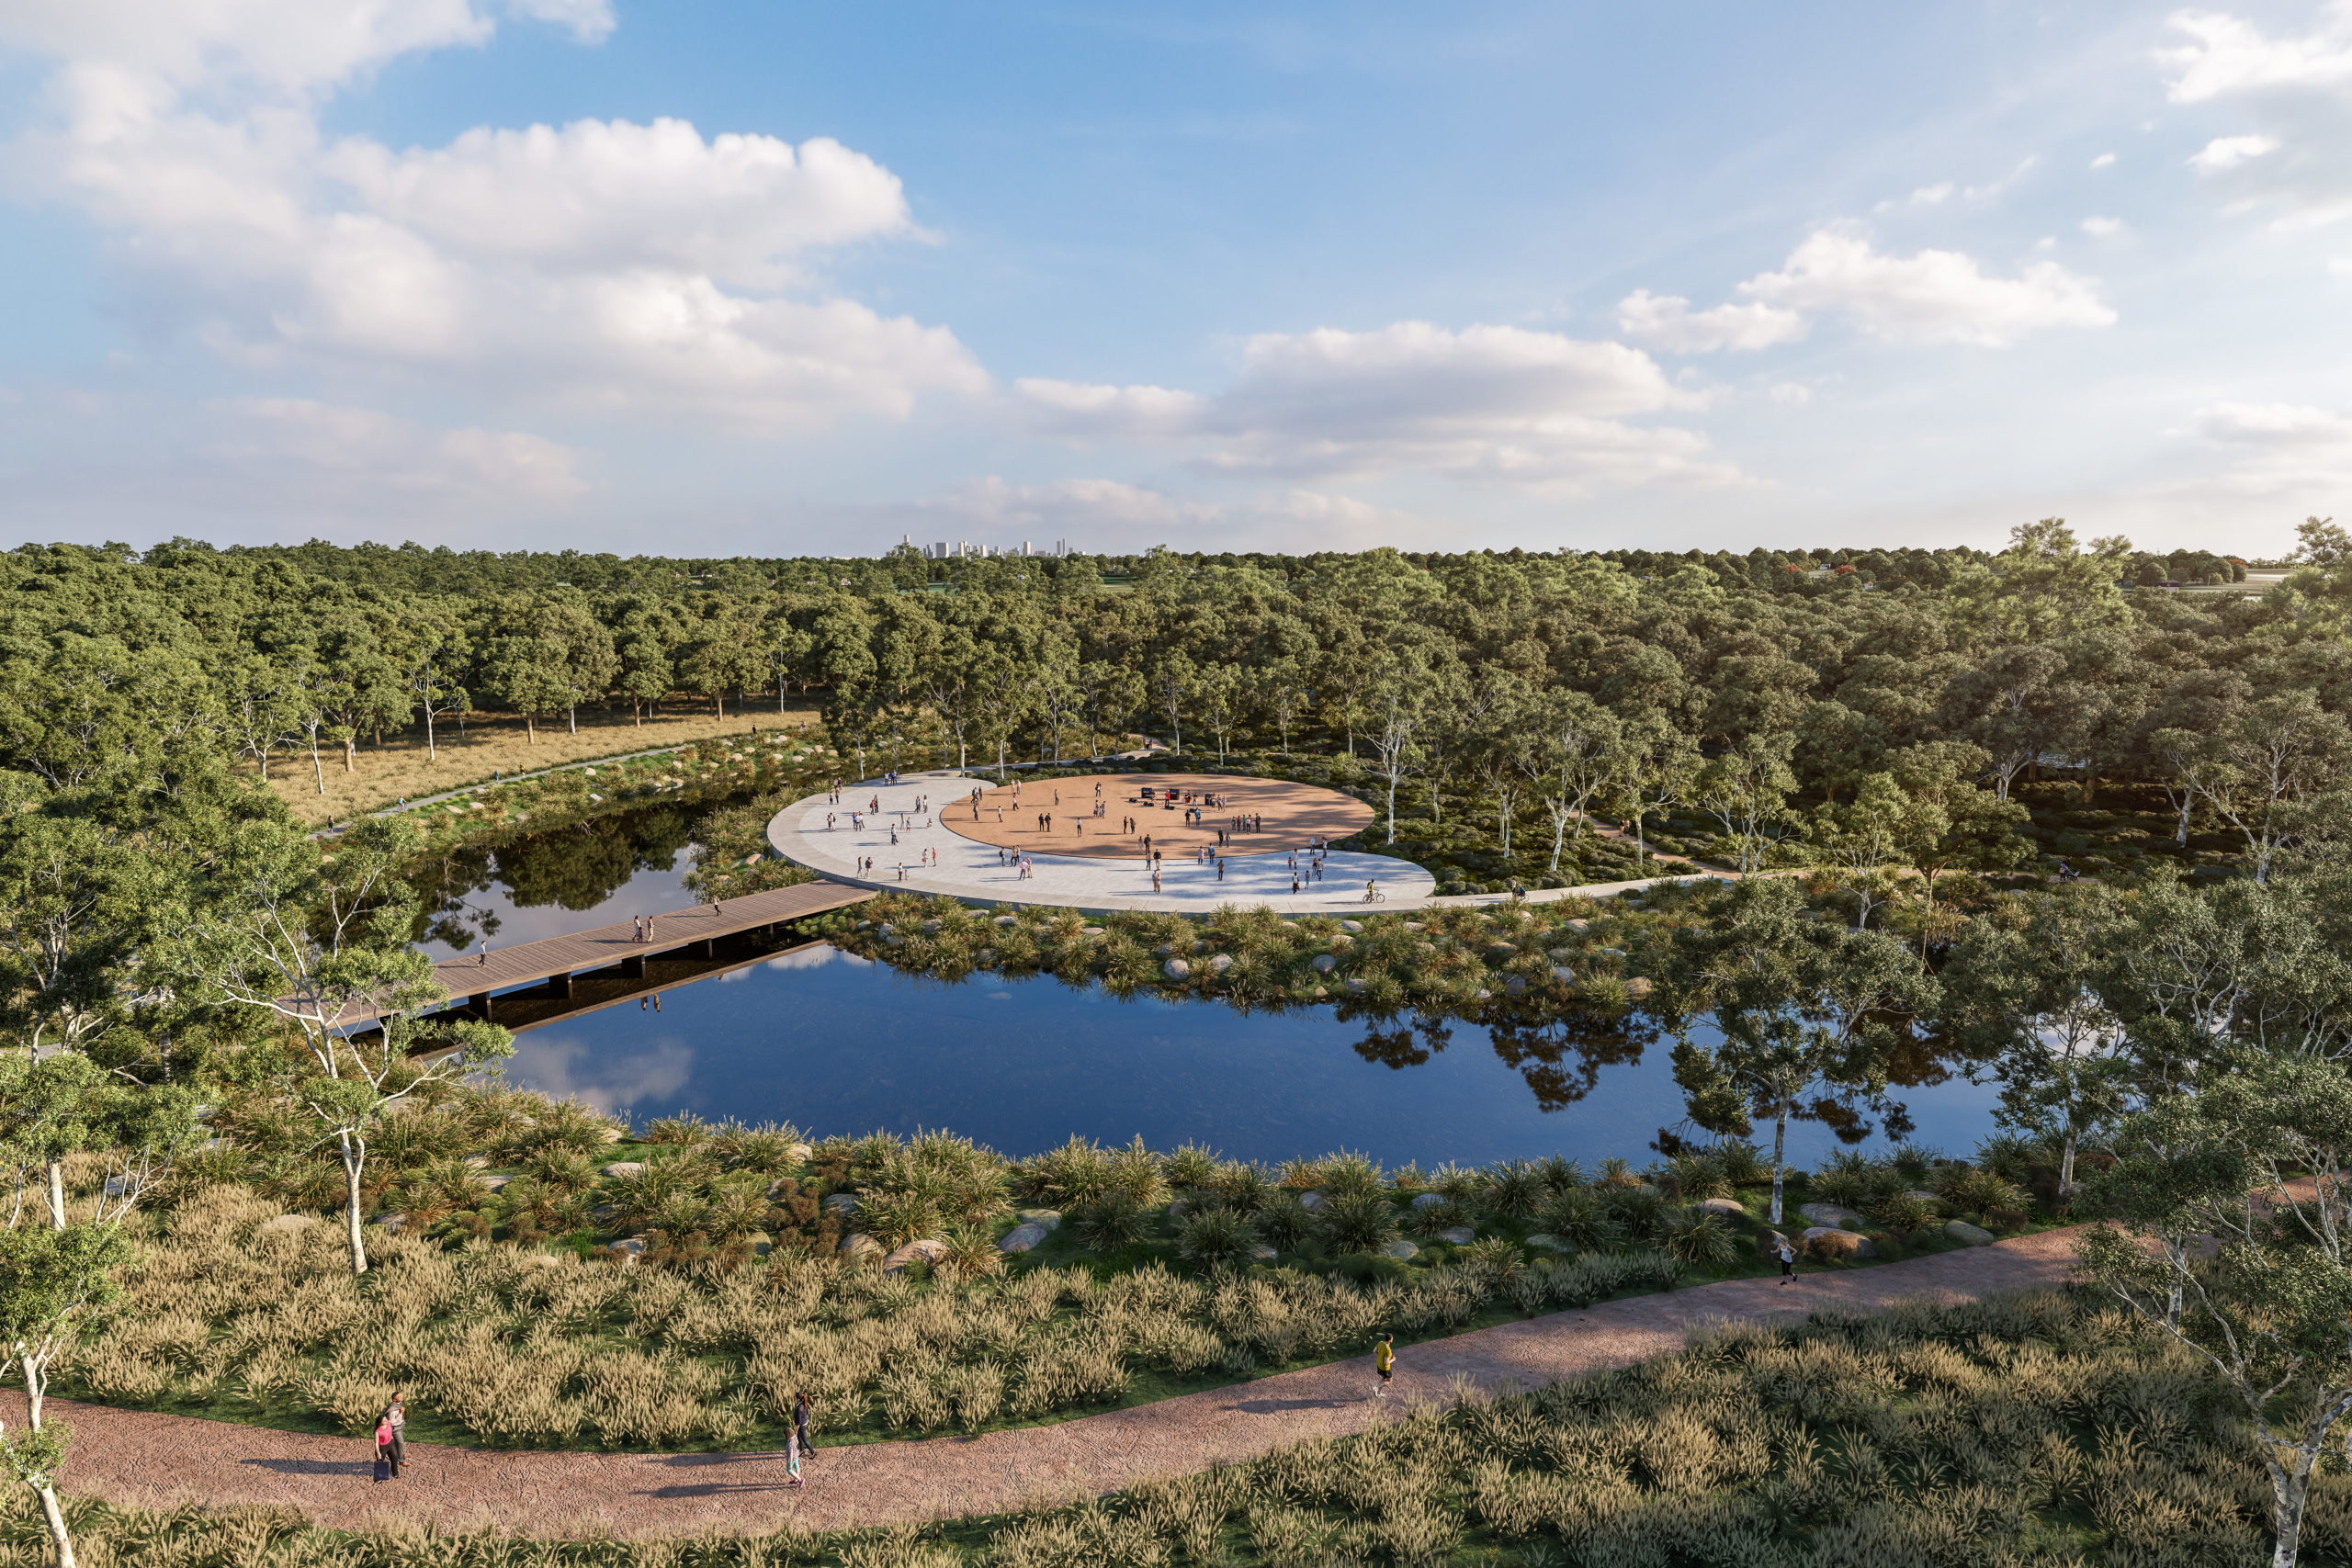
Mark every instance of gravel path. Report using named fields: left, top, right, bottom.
left=24, top=1228, right=2079, bottom=1541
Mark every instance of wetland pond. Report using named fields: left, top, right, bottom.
left=411, top=799, right=2001, bottom=1169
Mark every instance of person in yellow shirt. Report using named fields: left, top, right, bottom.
left=1373, top=1332, right=1394, bottom=1399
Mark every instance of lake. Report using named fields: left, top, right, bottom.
left=421, top=798, right=2003, bottom=1169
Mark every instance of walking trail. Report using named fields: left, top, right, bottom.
left=28, top=1228, right=2078, bottom=1541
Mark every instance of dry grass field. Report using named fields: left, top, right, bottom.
left=262, top=700, right=828, bottom=825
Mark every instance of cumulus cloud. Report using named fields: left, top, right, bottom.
left=2090, top=152, right=2118, bottom=169
left=2081, top=215, right=2126, bottom=236
left=2190, top=132, right=2281, bottom=171
left=218, top=398, right=587, bottom=500
left=1735, top=228, right=2115, bottom=346
left=4, top=1, right=983, bottom=429
left=1015, top=321, right=1737, bottom=491
left=1615, top=289, right=1807, bottom=353
left=2161, top=8, right=2352, bottom=227
left=2160, top=5, right=2352, bottom=104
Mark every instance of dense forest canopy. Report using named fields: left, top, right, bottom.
left=5, top=522, right=2344, bottom=852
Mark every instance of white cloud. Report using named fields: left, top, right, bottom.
left=2081, top=215, right=2126, bottom=236
left=2190, top=132, right=2281, bottom=171
left=2160, top=5, right=2352, bottom=104
left=1769, top=382, right=1813, bottom=406
left=219, top=398, right=588, bottom=501
left=1615, top=289, right=1807, bottom=353
left=864, top=476, right=1438, bottom=553
left=1016, top=321, right=1740, bottom=491
left=5, top=2, right=983, bottom=430
left=2332, top=255, right=2352, bottom=275
left=2090, top=152, right=2118, bottom=169
left=1909, top=181, right=1955, bottom=206
left=1736, top=227, right=2116, bottom=346
left=2178, top=400, right=2352, bottom=494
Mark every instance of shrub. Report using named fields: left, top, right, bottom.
left=1868, top=1191, right=1938, bottom=1239
left=1663, top=1213, right=1740, bottom=1269
left=1177, top=1207, right=1262, bottom=1270
left=1534, top=1187, right=1618, bottom=1251
left=1073, top=1190, right=1148, bottom=1251
left=1711, top=1139, right=1770, bottom=1187
left=1258, top=1194, right=1314, bottom=1250
left=1163, top=1143, right=1220, bottom=1190
left=1216, top=1161, right=1274, bottom=1214
left=1023, top=1136, right=1112, bottom=1208
left=1480, top=1160, right=1543, bottom=1218
left=1317, top=1189, right=1399, bottom=1252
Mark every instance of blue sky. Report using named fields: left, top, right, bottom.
left=3, top=2, right=2349, bottom=558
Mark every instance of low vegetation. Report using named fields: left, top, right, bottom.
left=21, top=1289, right=2340, bottom=1565
left=63, top=1092, right=2062, bottom=1453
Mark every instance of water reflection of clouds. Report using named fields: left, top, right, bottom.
left=765, top=945, right=839, bottom=973
left=508, top=1034, right=693, bottom=1115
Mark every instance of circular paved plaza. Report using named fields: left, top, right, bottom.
left=944, top=771, right=1373, bottom=861
left=768, top=770, right=1434, bottom=914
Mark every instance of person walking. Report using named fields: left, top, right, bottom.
left=1373, top=1332, right=1395, bottom=1400
left=793, top=1392, right=814, bottom=1466
left=478, top=941, right=490, bottom=967
left=1776, top=1235, right=1797, bottom=1285
left=383, top=1393, right=407, bottom=1476
left=373, top=1416, right=395, bottom=1483
left=786, top=1435, right=803, bottom=1488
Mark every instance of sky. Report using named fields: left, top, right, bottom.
left=2, top=3, right=2349, bottom=560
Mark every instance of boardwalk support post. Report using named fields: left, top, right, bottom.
left=470, top=992, right=492, bottom=1021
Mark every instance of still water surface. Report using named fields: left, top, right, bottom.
left=421, top=800, right=2001, bottom=1168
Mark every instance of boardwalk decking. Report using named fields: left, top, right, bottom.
left=335, top=881, right=873, bottom=1027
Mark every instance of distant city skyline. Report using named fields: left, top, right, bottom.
left=3, top=3, right=2349, bottom=558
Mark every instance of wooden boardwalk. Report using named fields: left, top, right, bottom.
left=337, top=881, right=873, bottom=1026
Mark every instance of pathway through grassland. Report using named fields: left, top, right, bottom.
left=27, top=1228, right=2079, bottom=1540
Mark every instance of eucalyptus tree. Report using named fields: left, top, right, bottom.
left=1691, top=733, right=1796, bottom=874
left=1651, top=877, right=1935, bottom=1226
left=2180, top=690, right=2351, bottom=883
left=1252, top=657, right=1310, bottom=757
left=1464, top=672, right=1536, bottom=858
left=1807, top=773, right=1908, bottom=930
left=2079, top=1053, right=2352, bottom=1568
left=1616, top=714, right=1701, bottom=870
left=170, top=814, right=513, bottom=1273
left=1941, top=884, right=2134, bottom=1200
left=1519, top=687, right=1623, bottom=873
left=1882, top=741, right=2031, bottom=900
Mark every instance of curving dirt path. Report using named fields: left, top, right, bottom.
left=23, top=1229, right=2080, bottom=1541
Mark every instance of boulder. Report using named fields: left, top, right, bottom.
left=821, top=1192, right=859, bottom=1216
left=1485, top=942, right=1517, bottom=960
left=463, top=1155, right=492, bottom=1169
left=1547, top=948, right=1576, bottom=962
left=881, top=1238, right=948, bottom=1274
left=608, top=1236, right=648, bottom=1263
left=1343, top=977, right=1369, bottom=995
left=1623, top=977, right=1655, bottom=1001
left=1250, top=1244, right=1279, bottom=1261
left=995, top=914, right=1018, bottom=926
left=1504, top=976, right=1528, bottom=996
left=375, top=1213, right=407, bottom=1231
left=838, top=1232, right=884, bottom=1263
left=786, top=1143, right=814, bottom=1165
left=258, top=1213, right=320, bottom=1235
left=1163, top=957, right=1192, bottom=981
left=1438, top=1226, right=1476, bottom=1246
left=102, top=1176, right=130, bottom=1197
left=1298, top=1190, right=1330, bottom=1213
left=1409, top=1192, right=1448, bottom=1211
left=1798, top=1202, right=1863, bottom=1229
left=482, top=1174, right=514, bottom=1193
left=602, top=1161, right=646, bottom=1180
left=1082, top=927, right=1104, bottom=938
left=1380, top=1240, right=1419, bottom=1260
left=599, top=1126, right=627, bottom=1144
left=1340, top=920, right=1364, bottom=934
left=998, top=1222, right=1052, bottom=1255
left=1802, top=1226, right=1876, bottom=1259
left=1691, top=1198, right=1748, bottom=1220
left=1208, top=953, right=1234, bottom=975
left=1312, top=953, right=1339, bottom=975
left=1550, top=965, right=1577, bottom=987
left=921, top=919, right=942, bottom=935
left=1523, top=1234, right=1573, bottom=1252
left=1902, top=1189, right=1943, bottom=1205
left=1017, top=1208, right=1063, bottom=1229
left=1565, top=919, right=1591, bottom=932
left=1944, top=1220, right=1996, bottom=1247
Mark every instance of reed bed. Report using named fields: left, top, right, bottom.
left=24, top=1289, right=2330, bottom=1565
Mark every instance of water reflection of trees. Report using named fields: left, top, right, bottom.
left=1344, top=1007, right=1660, bottom=1115
left=412, top=802, right=706, bottom=950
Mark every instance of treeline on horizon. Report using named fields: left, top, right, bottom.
left=3, top=523, right=2344, bottom=877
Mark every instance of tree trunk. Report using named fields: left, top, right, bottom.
left=35, top=1481, right=74, bottom=1568
left=568, top=705, right=578, bottom=734
left=311, top=735, right=326, bottom=795
left=1770, top=1107, right=1788, bottom=1226
left=715, top=693, right=726, bottom=719
left=344, top=735, right=357, bottom=773
left=340, top=1132, right=370, bottom=1274
left=2058, top=1123, right=2079, bottom=1203
left=43, top=1160, right=63, bottom=1231
left=2273, top=1455, right=2311, bottom=1568
left=632, top=702, right=642, bottom=727
left=425, top=705, right=436, bottom=761
left=524, top=714, right=535, bottom=743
